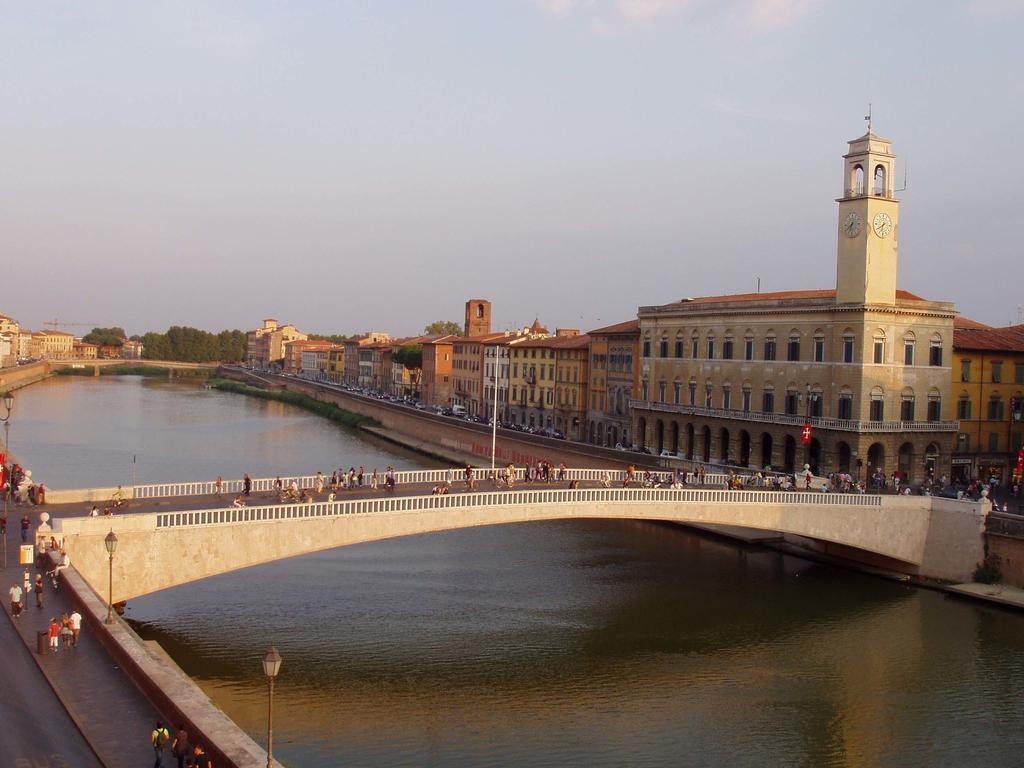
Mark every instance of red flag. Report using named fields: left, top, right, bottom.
left=801, top=425, right=812, bottom=445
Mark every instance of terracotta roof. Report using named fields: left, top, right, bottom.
left=588, top=318, right=639, bottom=335
left=422, top=334, right=459, bottom=345
left=953, top=324, right=1024, bottom=353
left=954, top=316, right=993, bottom=331
left=516, top=334, right=591, bottom=350
left=658, top=288, right=925, bottom=307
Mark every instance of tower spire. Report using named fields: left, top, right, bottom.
left=864, top=103, right=872, bottom=134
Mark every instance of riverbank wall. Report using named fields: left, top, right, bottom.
left=55, top=556, right=282, bottom=768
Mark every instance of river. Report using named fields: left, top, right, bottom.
left=14, top=375, right=1024, bottom=767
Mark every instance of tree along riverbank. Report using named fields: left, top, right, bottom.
left=208, top=378, right=379, bottom=430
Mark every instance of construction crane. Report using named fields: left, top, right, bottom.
left=42, top=319, right=103, bottom=330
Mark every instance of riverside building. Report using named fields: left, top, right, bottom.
left=630, top=128, right=958, bottom=483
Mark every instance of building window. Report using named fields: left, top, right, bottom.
left=904, top=341, right=915, bottom=366
left=691, top=336, right=699, bottom=358
left=673, top=381, right=681, bottom=404
left=762, top=390, right=775, bottom=414
left=927, top=396, right=941, bottom=422
left=642, top=380, right=649, bottom=400
left=957, top=397, right=971, bottom=420
left=809, top=393, right=823, bottom=418
left=744, top=337, right=754, bottom=361
left=742, top=387, right=752, bottom=412
left=707, top=338, right=716, bottom=360
left=787, top=335, right=800, bottom=362
left=961, top=360, right=971, bottom=382
left=869, top=398, right=884, bottom=422
left=689, top=381, right=697, bottom=405
left=722, top=386, right=732, bottom=410
left=784, top=391, right=799, bottom=415
left=900, top=395, right=915, bottom=422
left=705, top=384, right=713, bottom=408
left=764, top=337, right=777, bottom=361
left=989, top=432, right=1000, bottom=452
left=643, top=339, right=651, bottom=358
left=813, top=336, right=825, bottom=363
left=873, top=339, right=885, bottom=364
left=929, top=340, right=943, bottom=367
left=659, top=338, right=668, bottom=358
left=838, top=394, right=853, bottom=420
left=658, top=381, right=666, bottom=403
left=843, top=336, right=855, bottom=363
left=992, top=361, right=1003, bottom=383
left=674, top=339, right=683, bottom=358
left=723, top=338, right=734, bottom=360
left=1016, top=364, right=1024, bottom=385
left=988, top=397, right=1005, bottom=420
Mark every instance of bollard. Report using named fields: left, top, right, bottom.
left=37, top=630, right=48, bottom=655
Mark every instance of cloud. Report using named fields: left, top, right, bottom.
left=532, top=0, right=820, bottom=34
left=731, top=0, right=821, bottom=32
left=712, top=96, right=791, bottom=121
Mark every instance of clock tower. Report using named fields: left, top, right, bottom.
left=835, top=129, right=900, bottom=305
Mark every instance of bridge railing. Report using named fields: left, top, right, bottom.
left=131, top=467, right=784, bottom=501
left=154, top=487, right=882, bottom=529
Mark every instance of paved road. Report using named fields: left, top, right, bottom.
left=0, top=552, right=102, bottom=768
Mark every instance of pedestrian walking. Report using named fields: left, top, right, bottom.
left=20, top=514, right=30, bottom=543
left=214, top=476, right=223, bottom=496
left=243, top=473, right=252, bottom=497
left=9, top=583, right=22, bottom=617
left=370, top=468, right=379, bottom=490
left=70, top=608, right=82, bottom=646
left=191, top=744, right=212, bottom=768
left=151, top=720, right=171, bottom=767
left=60, top=613, right=73, bottom=648
left=34, top=575, right=43, bottom=609
left=48, top=617, right=60, bottom=652
left=171, top=724, right=190, bottom=768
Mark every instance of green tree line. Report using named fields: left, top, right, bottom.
left=141, top=326, right=247, bottom=362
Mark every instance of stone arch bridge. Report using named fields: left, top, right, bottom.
left=49, top=468, right=987, bottom=603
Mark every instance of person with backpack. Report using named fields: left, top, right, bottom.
left=152, top=721, right=170, bottom=767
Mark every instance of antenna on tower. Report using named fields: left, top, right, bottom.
left=864, top=103, right=873, bottom=133
left=896, top=159, right=908, bottom=192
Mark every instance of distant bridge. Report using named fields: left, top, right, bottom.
left=49, top=468, right=988, bottom=602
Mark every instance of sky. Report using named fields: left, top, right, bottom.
left=2, top=0, right=1021, bottom=338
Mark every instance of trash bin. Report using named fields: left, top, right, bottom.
left=37, top=630, right=48, bottom=656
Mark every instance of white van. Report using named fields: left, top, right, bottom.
left=451, top=404, right=467, bottom=416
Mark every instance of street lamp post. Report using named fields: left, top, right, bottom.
left=802, top=385, right=819, bottom=474
left=262, top=645, right=283, bottom=767
left=104, top=530, right=118, bottom=624
left=1, top=392, right=14, bottom=569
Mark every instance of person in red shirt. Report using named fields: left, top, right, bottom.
left=48, top=617, right=60, bottom=652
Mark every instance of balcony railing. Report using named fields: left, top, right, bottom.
left=629, top=399, right=959, bottom=434
left=843, top=187, right=893, bottom=199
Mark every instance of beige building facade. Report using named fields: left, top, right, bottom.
left=631, top=129, right=957, bottom=484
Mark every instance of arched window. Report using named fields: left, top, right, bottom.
left=673, top=378, right=682, bottom=404
left=927, top=388, right=941, bottom=422
left=764, top=330, right=777, bottom=361
left=842, top=329, right=856, bottom=363
left=874, top=164, right=886, bottom=196
left=659, top=334, right=668, bottom=358
left=929, top=333, right=944, bottom=366
left=903, top=331, right=916, bottom=366
left=813, top=329, right=825, bottom=362
left=852, top=164, right=865, bottom=195
left=688, top=377, right=697, bottom=405
left=642, top=334, right=651, bottom=358
left=762, top=383, right=775, bottom=414
left=988, top=394, right=1005, bottom=421
left=741, top=381, right=753, bottom=412
left=691, top=331, right=699, bottom=359
left=870, top=386, right=885, bottom=421
left=706, top=333, right=716, bottom=360
left=723, top=331, right=734, bottom=360
left=658, top=380, right=667, bottom=403
left=704, top=381, right=714, bottom=408
left=900, top=387, right=916, bottom=421
left=787, top=330, right=801, bottom=362
left=744, top=330, right=754, bottom=361
left=872, top=330, right=886, bottom=364
left=674, top=332, right=684, bottom=358
left=838, top=385, right=854, bottom=420
left=784, top=384, right=800, bottom=415
left=808, top=385, right=823, bottom=417
left=722, top=381, right=732, bottom=410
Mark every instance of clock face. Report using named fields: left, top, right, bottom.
left=872, top=212, right=893, bottom=238
left=843, top=212, right=862, bottom=238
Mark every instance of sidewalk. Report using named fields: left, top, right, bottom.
left=944, top=581, right=1024, bottom=611
left=1, top=546, right=162, bottom=767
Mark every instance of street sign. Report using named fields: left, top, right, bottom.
left=801, top=424, right=812, bottom=444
